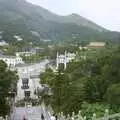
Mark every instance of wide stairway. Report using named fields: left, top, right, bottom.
left=11, top=106, right=51, bottom=120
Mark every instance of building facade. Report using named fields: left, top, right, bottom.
left=0, top=41, right=9, bottom=46
left=16, top=77, right=38, bottom=101
left=0, top=55, right=24, bottom=68
left=87, top=42, right=105, bottom=48
left=16, top=65, right=39, bottom=101
left=56, top=51, right=76, bottom=69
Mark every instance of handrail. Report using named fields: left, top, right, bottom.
left=96, top=113, right=120, bottom=120
left=41, top=105, right=52, bottom=120
left=57, top=110, right=120, bottom=120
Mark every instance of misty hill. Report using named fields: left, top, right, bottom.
left=0, top=0, right=120, bottom=42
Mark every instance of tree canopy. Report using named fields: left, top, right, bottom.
left=0, top=60, right=18, bottom=117
left=40, top=47, right=120, bottom=116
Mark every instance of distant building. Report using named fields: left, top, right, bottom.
left=87, top=42, right=105, bottom=48
left=14, top=35, right=23, bottom=41
left=35, top=47, right=44, bottom=53
left=79, top=46, right=88, bottom=50
left=43, top=39, right=52, bottom=42
left=48, top=45, right=54, bottom=49
left=30, top=31, right=40, bottom=37
left=0, top=54, right=24, bottom=68
left=0, top=41, right=9, bottom=46
left=16, top=47, right=44, bottom=57
left=56, top=51, right=76, bottom=69
left=16, top=51, right=36, bottom=57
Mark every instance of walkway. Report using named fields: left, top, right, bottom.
left=12, top=106, right=51, bottom=120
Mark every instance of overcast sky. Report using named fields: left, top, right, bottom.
left=27, top=0, right=120, bottom=31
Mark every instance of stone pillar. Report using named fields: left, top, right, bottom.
left=71, top=112, right=75, bottom=120
left=60, top=112, right=65, bottom=120
left=56, top=52, right=59, bottom=69
left=83, top=116, right=86, bottom=120
left=66, top=114, right=70, bottom=120
left=0, top=116, right=4, bottom=120
left=78, top=111, right=84, bottom=120
left=92, top=113, right=96, bottom=120
left=25, top=102, right=26, bottom=107
left=5, top=115, right=8, bottom=120
left=104, top=109, right=109, bottom=120
left=64, top=51, right=67, bottom=69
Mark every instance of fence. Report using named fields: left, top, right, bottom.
left=0, top=116, right=8, bottom=120
left=57, top=109, right=120, bottom=120
left=2, top=108, right=120, bottom=120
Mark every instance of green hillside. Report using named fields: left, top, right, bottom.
left=0, top=0, right=120, bottom=42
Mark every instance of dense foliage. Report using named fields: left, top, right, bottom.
left=0, top=60, right=18, bottom=117
left=40, top=47, right=120, bottom=117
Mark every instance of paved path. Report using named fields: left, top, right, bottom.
left=16, top=59, right=49, bottom=101
left=12, top=60, right=51, bottom=120
left=17, top=59, right=49, bottom=78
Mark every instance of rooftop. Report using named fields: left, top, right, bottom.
left=0, top=54, right=16, bottom=59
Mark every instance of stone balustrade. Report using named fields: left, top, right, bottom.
left=57, top=109, right=120, bottom=120
left=0, top=116, right=8, bottom=120
left=1, top=108, right=120, bottom=120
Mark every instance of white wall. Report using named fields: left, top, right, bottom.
left=16, top=78, right=38, bottom=101
left=0, top=56, right=24, bottom=67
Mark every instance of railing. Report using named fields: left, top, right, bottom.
left=41, top=102, right=52, bottom=120
left=8, top=105, right=120, bottom=120
left=0, top=116, right=8, bottom=120
left=57, top=109, right=120, bottom=120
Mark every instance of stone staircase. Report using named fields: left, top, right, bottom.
left=1, top=107, right=120, bottom=120
left=0, top=116, right=8, bottom=120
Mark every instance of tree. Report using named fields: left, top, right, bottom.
left=105, top=84, right=120, bottom=106
left=0, top=60, right=18, bottom=117
left=40, top=46, right=120, bottom=115
left=81, top=102, right=110, bottom=119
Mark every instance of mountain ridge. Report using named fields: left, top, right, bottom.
left=26, top=0, right=107, bottom=32
left=0, top=0, right=106, bottom=31
left=0, top=0, right=119, bottom=42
